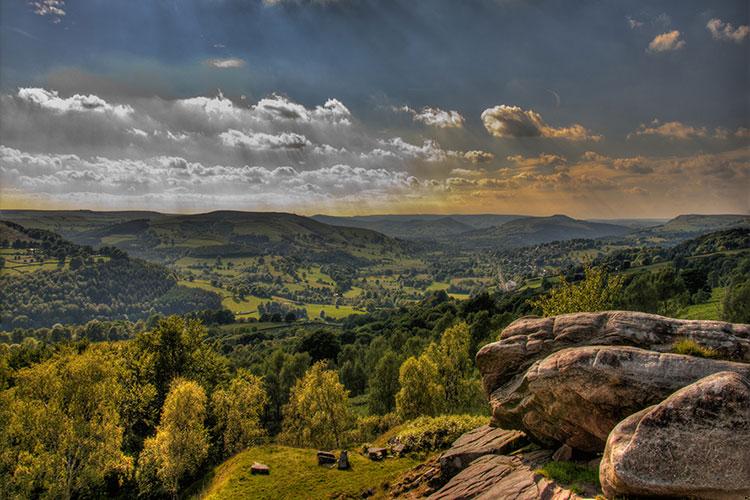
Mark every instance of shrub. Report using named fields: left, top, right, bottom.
left=672, top=338, right=718, bottom=358
left=391, top=415, right=488, bottom=453
left=535, top=461, right=599, bottom=494
left=349, top=413, right=402, bottom=444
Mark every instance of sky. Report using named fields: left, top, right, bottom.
left=0, top=0, right=748, bottom=218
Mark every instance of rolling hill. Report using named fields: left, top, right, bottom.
left=1, top=210, right=411, bottom=264
left=451, top=214, right=632, bottom=249
left=312, top=214, right=475, bottom=239
left=638, top=214, right=750, bottom=240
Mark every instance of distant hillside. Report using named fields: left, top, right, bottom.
left=313, top=214, right=522, bottom=238
left=1, top=210, right=410, bottom=264
left=645, top=214, right=750, bottom=236
left=453, top=215, right=632, bottom=249
left=0, top=221, right=220, bottom=329
left=312, top=214, right=475, bottom=239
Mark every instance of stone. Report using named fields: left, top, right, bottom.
left=477, top=311, right=750, bottom=397
left=250, top=462, right=270, bottom=475
left=551, top=444, right=572, bottom=462
left=367, top=447, right=387, bottom=461
left=429, top=451, right=581, bottom=500
left=317, top=451, right=336, bottom=465
left=390, top=442, right=405, bottom=456
left=438, top=425, right=527, bottom=478
left=600, top=371, right=750, bottom=499
left=488, top=345, right=750, bottom=452
left=337, top=450, right=350, bottom=470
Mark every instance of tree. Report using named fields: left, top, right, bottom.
left=395, top=354, right=444, bottom=420
left=281, top=362, right=354, bottom=449
left=723, top=278, right=750, bottom=323
left=530, top=266, right=623, bottom=317
left=0, top=349, right=132, bottom=500
left=368, top=350, right=401, bottom=415
left=137, top=379, right=209, bottom=497
left=339, top=360, right=367, bottom=396
left=212, top=370, right=268, bottom=456
left=297, top=328, right=340, bottom=362
left=430, top=322, right=481, bottom=411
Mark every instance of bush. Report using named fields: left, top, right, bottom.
left=535, top=461, right=599, bottom=494
left=391, top=415, right=488, bottom=453
left=673, top=338, right=718, bottom=358
left=348, top=413, right=402, bottom=444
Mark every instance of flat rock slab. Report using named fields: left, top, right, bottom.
left=429, top=451, right=580, bottom=500
left=438, top=425, right=527, bottom=478
left=601, top=371, right=750, bottom=499
left=367, top=447, right=387, bottom=461
left=490, top=345, right=750, bottom=452
left=250, top=462, right=270, bottom=475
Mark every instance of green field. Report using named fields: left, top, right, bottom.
left=195, top=445, right=421, bottom=500
left=678, top=288, right=725, bottom=321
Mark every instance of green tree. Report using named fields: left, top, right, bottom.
left=212, top=370, right=268, bottom=456
left=530, top=266, right=624, bottom=317
left=430, top=322, right=481, bottom=411
left=339, top=360, right=366, bottom=396
left=395, top=354, right=444, bottom=420
left=368, top=350, right=401, bottom=415
left=0, top=349, right=131, bottom=500
left=723, top=278, right=750, bottom=323
left=137, top=379, right=209, bottom=497
left=281, top=362, right=354, bottom=449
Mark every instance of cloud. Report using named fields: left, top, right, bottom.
left=506, top=153, right=567, bottom=174
left=17, top=88, right=133, bottom=118
left=399, top=105, right=465, bottom=128
left=219, top=130, right=311, bottom=150
left=706, top=19, right=749, bottom=43
left=30, top=0, right=65, bottom=20
left=627, top=16, right=643, bottom=29
left=647, top=31, right=686, bottom=53
left=253, top=94, right=351, bottom=125
left=375, top=138, right=455, bottom=162
left=481, top=105, right=601, bottom=141
left=204, top=58, right=247, bottom=69
left=464, top=150, right=495, bottom=163
left=628, top=120, right=748, bottom=140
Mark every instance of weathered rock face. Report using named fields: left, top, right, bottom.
left=600, top=371, right=750, bottom=499
left=477, top=311, right=750, bottom=397
left=429, top=451, right=581, bottom=500
left=438, top=425, right=527, bottom=478
left=490, top=345, right=750, bottom=451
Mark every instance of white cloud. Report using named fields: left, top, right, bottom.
left=706, top=18, right=749, bottom=43
left=30, top=0, right=65, bottom=19
left=464, top=150, right=495, bottom=163
left=647, top=31, right=686, bottom=53
left=627, top=16, right=643, bottom=29
left=399, top=105, right=465, bottom=128
left=376, top=138, right=455, bottom=162
left=204, top=58, right=247, bottom=69
left=481, top=105, right=601, bottom=141
left=629, top=120, right=748, bottom=140
left=219, top=130, right=311, bottom=150
left=17, top=88, right=133, bottom=118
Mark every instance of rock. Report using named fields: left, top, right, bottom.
left=438, top=425, right=527, bottom=478
left=387, top=458, right=444, bottom=498
left=477, top=311, right=750, bottom=397
left=337, top=450, right=350, bottom=470
left=490, top=345, right=750, bottom=451
left=601, top=371, right=750, bottom=499
left=317, top=451, right=336, bottom=465
left=390, top=442, right=405, bottom=456
left=429, top=451, right=581, bottom=500
left=551, top=444, right=572, bottom=462
left=367, top=447, right=387, bottom=461
left=250, top=462, right=270, bottom=475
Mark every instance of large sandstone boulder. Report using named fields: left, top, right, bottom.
left=429, top=451, right=581, bottom=500
left=438, top=425, right=527, bottom=478
left=600, top=371, right=750, bottom=499
left=477, top=311, right=750, bottom=396
left=489, top=345, right=750, bottom=451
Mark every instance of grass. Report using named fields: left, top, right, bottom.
left=535, top=461, right=600, bottom=494
left=374, top=415, right=488, bottom=452
left=672, top=338, right=719, bottom=358
left=195, top=445, right=421, bottom=500
left=678, top=287, right=725, bottom=321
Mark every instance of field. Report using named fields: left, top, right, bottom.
left=195, top=445, right=422, bottom=500
left=678, top=288, right=725, bottom=321
left=0, top=248, right=110, bottom=276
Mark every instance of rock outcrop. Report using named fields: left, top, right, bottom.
left=438, top=425, right=527, bottom=478
left=429, top=451, right=581, bottom=500
left=477, top=311, right=750, bottom=397
left=600, top=371, right=750, bottom=499
left=490, top=345, right=750, bottom=451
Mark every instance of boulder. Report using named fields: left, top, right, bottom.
left=250, top=462, right=270, bottom=475
left=337, top=450, right=350, bottom=470
left=600, top=371, right=750, bottom=499
left=477, top=311, right=750, bottom=397
left=317, top=451, right=336, bottom=465
left=367, top=447, right=387, bottom=461
left=490, top=345, right=750, bottom=451
left=438, top=425, right=527, bottom=478
left=429, top=451, right=581, bottom=500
